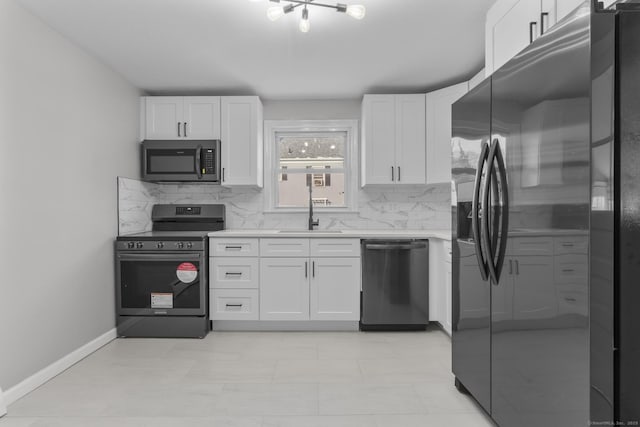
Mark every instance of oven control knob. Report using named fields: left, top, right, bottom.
left=186, top=242, right=193, bottom=249
left=127, top=242, right=135, bottom=249
left=136, top=242, right=144, bottom=249
left=177, top=242, right=184, bottom=249
left=157, top=242, right=164, bottom=249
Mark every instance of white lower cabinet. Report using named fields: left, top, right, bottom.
left=260, top=257, right=310, bottom=321
left=310, top=258, right=360, bottom=321
left=429, top=238, right=453, bottom=334
left=210, top=237, right=362, bottom=326
left=260, top=238, right=361, bottom=322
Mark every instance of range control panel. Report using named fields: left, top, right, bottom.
left=116, top=240, right=205, bottom=251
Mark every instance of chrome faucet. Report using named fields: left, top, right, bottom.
left=308, top=184, right=319, bottom=231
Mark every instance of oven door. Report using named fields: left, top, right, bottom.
left=116, top=252, right=206, bottom=316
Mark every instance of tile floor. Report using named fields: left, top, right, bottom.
left=1, top=326, right=494, bottom=427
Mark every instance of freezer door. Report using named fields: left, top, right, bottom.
left=451, top=78, right=492, bottom=413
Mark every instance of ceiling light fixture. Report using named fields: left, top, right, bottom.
left=259, top=0, right=366, bottom=32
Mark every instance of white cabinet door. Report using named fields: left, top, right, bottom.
left=260, top=258, right=309, bottom=320
left=145, top=97, right=183, bottom=139
left=395, top=94, right=426, bottom=185
left=426, top=83, right=468, bottom=184
left=183, top=96, right=220, bottom=140
left=492, top=0, right=541, bottom=73
left=361, top=95, right=396, bottom=185
left=310, top=257, right=360, bottom=321
left=221, top=96, right=263, bottom=187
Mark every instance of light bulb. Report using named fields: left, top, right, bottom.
left=346, top=4, right=365, bottom=19
left=299, top=8, right=310, bottom=33
left=267, top=6, right=285, bottom=21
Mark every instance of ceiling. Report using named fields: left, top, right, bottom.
left=16, top=0, right=495, bottom=100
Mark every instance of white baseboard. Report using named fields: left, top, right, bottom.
left=3, top=328, right=116, bottom=410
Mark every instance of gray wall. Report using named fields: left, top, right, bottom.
left=0, top=0, right=140, bottom=390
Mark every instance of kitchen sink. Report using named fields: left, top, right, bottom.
left=278, top=230, right=343, bottom=233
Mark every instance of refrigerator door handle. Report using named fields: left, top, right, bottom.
left=472, top=141, right=490, bottom=281
left=482, top=139, right=509, bottom=284
left=493, top=138, right=509, bottom=281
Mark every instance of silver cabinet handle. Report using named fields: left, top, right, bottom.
left=225, top=246, right=242, bottom=250
left=305, top=261, right=308, bottom=278
left=225, top=303, right=243, bottom=308
left=398, top=166, right=401, bottom=182
left=529, top=21, right=538, bottom=44
left=184, top=122, right=188, bottom=138
left=222, top=167, right=225, bottom=182
left=540, top=12, right=549, bottom=35
left=515, top=260, right=519, bottom=275
left=177, top=122, right=181, bottom=137
left=225, top=272, right=242, bottom=276
left=391, top=166, right=395, bottom=182
left=509, top=259, right=513, bottom=274
left=312, top=261, right=315, bottom=277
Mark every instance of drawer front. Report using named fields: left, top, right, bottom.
left=310, top=239, right=360, bottom=257
left=508, top=237, right=553, bottom=256
left=210, top=258, right=259, bottom=289
left=260, top=238, right=309, bottom=257
left=554, top=236, right=588, bottom=255
left=210, top=289, right=259, bottom=320
left=210, top=238, right=259, bottom=257
left=554, top=254, right=588, bottom=284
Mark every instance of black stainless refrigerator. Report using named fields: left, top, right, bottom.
left=452, top=1, right=640, bottom=426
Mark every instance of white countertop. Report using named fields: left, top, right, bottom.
left=208, top=229, right=451, bottom=240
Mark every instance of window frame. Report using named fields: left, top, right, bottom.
left=264, top=119, right=359, bottom=213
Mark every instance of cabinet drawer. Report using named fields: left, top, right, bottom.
left=508, top=237, right=553, bottom=256
left=210, top=289, right=259, bottom=320
left=210, top=238, right=259, bottom=257
left=260, top=238, right=309, bottom=257
left=210, top=258, right=259, bottom=289
left=554, top=254, right=588, bottom=284
left=310, top=239, right=360, bottom=257
left=554, top=236, right=588, bottom=255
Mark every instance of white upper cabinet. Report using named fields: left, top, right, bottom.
left=395, top=95, right=427, bottom=185
left=183, top=97, right=221, bottom=140
left=361, top=94, right=426, bottom=186
left=486, top=0, right=586, bottom=76
left=144, top=96, right=220, bottom=140
left=220, top=96, right=263, bottom=187
left=425, top=82, right=469, bottom=184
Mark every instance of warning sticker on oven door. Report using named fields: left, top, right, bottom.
left=151, top=293, right=173, bottom=308
left=176, top=262, right=198, bottom=283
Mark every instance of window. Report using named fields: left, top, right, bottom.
left=264, top=120, right=358, bottom=212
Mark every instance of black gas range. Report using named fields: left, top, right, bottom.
left=115, top=204, right=225, bottom=338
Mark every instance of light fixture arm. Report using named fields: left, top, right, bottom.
left=270, top=0, right=347, bottom=12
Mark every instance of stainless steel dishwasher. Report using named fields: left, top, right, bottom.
left=360, top=239, right=429, bottom=330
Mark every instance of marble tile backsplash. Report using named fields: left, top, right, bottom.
left=117, top=177, right=451, bottom=235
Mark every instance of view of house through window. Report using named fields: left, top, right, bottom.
left=277, top=132, right=346, bottom=208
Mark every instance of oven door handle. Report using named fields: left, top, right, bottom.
left=117, top=253, right=202, bottom=261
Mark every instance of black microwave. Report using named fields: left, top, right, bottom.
left=141, top=140, right=221, bottom=182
